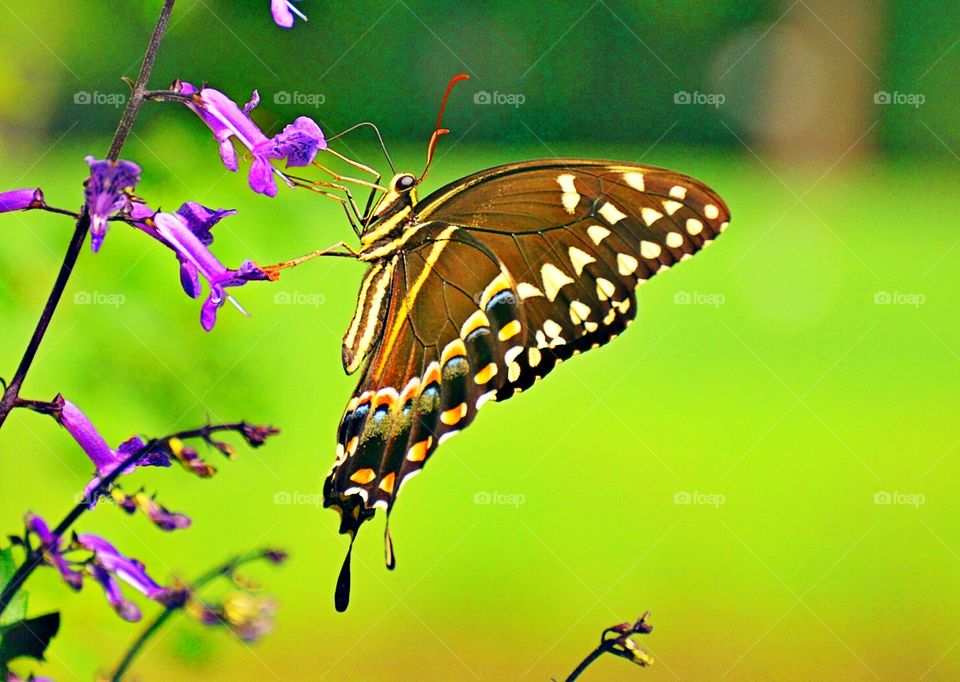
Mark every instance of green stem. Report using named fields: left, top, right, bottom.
left=111, top=550, right=272, bottom=681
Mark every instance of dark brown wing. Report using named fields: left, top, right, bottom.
left=325, top=159, right=730, bottom=610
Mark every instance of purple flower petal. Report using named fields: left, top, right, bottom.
left=55, top=397, right=168, bottom=503
left=177, top=81, right=323, bottom=196
left=248, top=157, right=277, bottom=197
left=77, top=534, right=166, bottom=600
left=56, top=397, right=117, bottom=476
left=87, top=564, right=141, bottom=622
left=25, top=513, right=83, bottom=590
left=180, top=261, right=202, bottom=298
left=255, top=116, right=326, bottom=168
left=153, top=212, right=267, bottom=330
left=271, top=0, right=295, bottom=27
left=174, top=201, right=236, bottom=246
left=0, top=188, right=44, bottom=213
left=243, top=90, right=261, bottom=115
left=83, top=157, right=141, bottom=253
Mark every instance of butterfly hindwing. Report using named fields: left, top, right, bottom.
left=326, top=225, right=526, bottom=535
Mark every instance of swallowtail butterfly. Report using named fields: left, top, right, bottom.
left=315, top=77, right=731, bottom=610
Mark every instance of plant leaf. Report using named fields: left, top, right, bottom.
left=0, top=548, right=27, bottom=626
left=0, top=612, right=61, bottom=668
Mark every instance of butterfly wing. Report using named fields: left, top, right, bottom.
left=324, top=159, right=730, bottom=609
left=325, top=224, right=531, bottom=609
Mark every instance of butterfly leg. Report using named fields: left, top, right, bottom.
left=310, top=169, right=382, bottom=232
left=260, top=241, right=359, bottom=278
left=320, top=149, right=385, bottom=228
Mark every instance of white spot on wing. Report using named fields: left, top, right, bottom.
left=662, top=200, right=683, bottom=216
left=517, top=282, right=544, bottom=300
left=587, top=225, right=611, bottom=245
left=596, top=278, right=616, bottom=300
left=557, top=173, right=580, bottom=214
left=623, top=172, right=645, bottom=191
left=669, top=185, right=687, bottom=199
left=567, top=246, right=597, bottom=276
left=686, top=218, right=703, bottom=235
left=599, top=202, right=627, bottom=225
left=617, top=253, right=639, bottom=276
left=569, top=300, right=592, bottom=324
left=704, top=204, right=720, bottom=220
left=640, top=207, right=663, bottom=226
left=665, top=232, right=683, bottom=248
left=540, top=263, right=575, bottom=302
left=640, top=241, right=662, bottom=259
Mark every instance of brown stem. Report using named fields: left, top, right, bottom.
left=0, top=0, right=176, bottom=432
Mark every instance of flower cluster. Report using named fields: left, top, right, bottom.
left=25, top=514, right=186, bottom=622
left=601, top=613, right=655, bottom=667
left=0, top=79, right=327, bottom=330
left=175, top=81, right=326, bottom=197
left=83, top=157, right=141, bottom=252
left=186, top=549, right=288, bottom=643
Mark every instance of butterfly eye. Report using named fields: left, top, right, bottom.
left=395, top=174, right=416, bottom=191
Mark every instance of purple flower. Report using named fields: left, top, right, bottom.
left=261, top=117, right=326, bottom=168
left=193, top=592, right=276, bottom=642
left=86, top=564, right=141, bottom=621
left=172, top=202, right=236, bottom=298
left=153, top=211, right=268, bottom=330
left=25, top=513, right=82, bottom=590
left=0, top=187, right=44, bottom=213
left=76, top=533, right=187, bottom=621
left=52, top=395, right=170, bottom=500
left=176, top=81, right=325, bottom=196
left=83, top=157, right=141, bottom=252
left=272, top=0, right=307, bottom=28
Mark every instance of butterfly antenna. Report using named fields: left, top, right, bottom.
left=418, top=73, right=470, bottom=183
left=327, top=121, right=396, bottom=175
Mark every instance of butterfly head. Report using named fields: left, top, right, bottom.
left=362, top=173, right=419, bottom=238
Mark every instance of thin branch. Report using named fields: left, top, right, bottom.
left=0, top=0, right=176, bottom=433
left=564, top=614, right=654, bottom=682
left=110, top=548, right=283, bottom=681
left=0, top=420, right=266, bottom=618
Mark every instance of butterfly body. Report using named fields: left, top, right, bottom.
left=324, top=158, right=730, bottom=609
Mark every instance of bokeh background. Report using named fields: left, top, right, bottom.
left=1, top=0, right=959, bottom=680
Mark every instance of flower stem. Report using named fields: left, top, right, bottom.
left=110, top=550, right=273, bottom=681
left=0, top=0, right=176, bottom=433
left=564, top=643, right=608, bottom=682
left=0, top=421, right=253, bottom=619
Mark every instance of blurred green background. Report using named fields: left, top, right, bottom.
left=1, top=0, right=959, bottom=680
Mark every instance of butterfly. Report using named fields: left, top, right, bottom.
left=304, top=76, right=731, bottom=611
